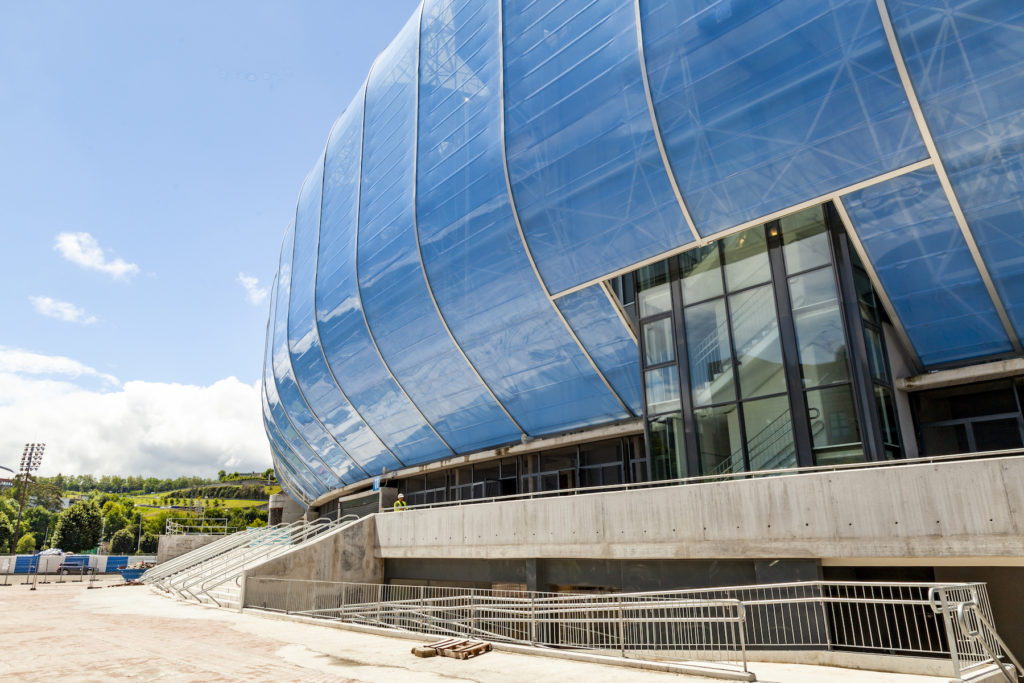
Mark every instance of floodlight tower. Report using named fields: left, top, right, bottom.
left=11, top=443, right=44, bottom=552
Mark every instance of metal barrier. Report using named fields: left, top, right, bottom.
left=244, top=578, right=748, bottom=673
left=243, top=578, right=1018, bottom=680
left=930, top=585, right=1023, bottom=681
left=165, top=518, right=237, bottom=535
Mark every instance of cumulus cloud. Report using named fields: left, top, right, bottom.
left=54, top=232, right=140, bottom=279
left=0, top=349, right=269, bottom=477
left=29, top=295, right=97, bottom=325
left=0, top=346, right=118, bottom=386
left=237, top=272, right=268, bottom=306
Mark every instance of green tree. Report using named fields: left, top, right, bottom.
left=16, top=533, right=36, bottom=553
left=22, top=506, right=53, bottom=544
left=51, top=501, right=102, bottom=552
left=139, top=532, right=159, bottom=554
left=0, top=511, right=14, bottom=553
left=103, top=506, right=128, bottom=540
left=109, top=528, right=135, bottom=554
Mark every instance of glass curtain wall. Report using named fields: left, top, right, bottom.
left=638, top=203, right=894, bottom=477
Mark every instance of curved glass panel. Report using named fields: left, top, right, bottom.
left=639, top=0, right=926, bottom=235
left=358, top=10, right=519, bottom=454
left=316, top=78, right=444, bottom=467
left=289, top=136, right=401, bottom=478
left=556, top=285, right=642, bottom=415
left=417, top=0, right=626, bottom=435
left=266, top=428, right=311, bottom=507
left=264, top=376, right=330, bottom=499
left=887, top=0, right=1024, bottom=340
left=842, top=168, right=1011, bottom=365
left=271, top=224, right=348, bottom=488
left=262, top=388, right=325, bottom=501
left=502, top=0, right=692, bottom=293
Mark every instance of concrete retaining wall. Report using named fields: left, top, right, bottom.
left=157, top=535, right=222, bottom=563
left=243, top=517, right=382, bottom=584
left=374, top=455, right=1024, bottom=562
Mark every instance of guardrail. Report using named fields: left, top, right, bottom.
left=391, top=447, right=1024, bottom=513
left=243, top=578, right=1017, bottom=680
left=165, top=518, right=238, bottom=535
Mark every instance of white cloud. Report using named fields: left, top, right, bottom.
left=237, top=272, right=268, bottom=306
left=0, top=356, right=270, bottom=477
left=0, top=346, right=118, bottom=386
left=29, top=296, right=98, bottom=325
left=54, top=232, right=140, bottom=280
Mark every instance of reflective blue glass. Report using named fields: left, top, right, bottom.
left=271, top=225, right=348, bottom=488
left=886, top=0, right=1024, bottom=340
left=417, top=0, right=627, bottom=436
left=639, top=0, right=926, bottom=235
left=264, top=374, right=330, bottom=499
left=555, top=285, right=642, bottom=415
left=265, top=427, right=311, bottom=506
left=317, top=77, right=445, bottom=468
left=289, top=138, right=401, bottom=477
left=842, top=168, right=1011, bottom=364
left=262, top=386, right=325, bottom=501
left=502, top=0, right=693, bottom=293
left=358, top=9, right=519, bottom=454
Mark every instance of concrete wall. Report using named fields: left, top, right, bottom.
left=156, top=535, right=222, bottom=563
left=244, top=517, right=382, bottom=584
left=374, top=455, right=1024, bottom=562
left=268, top=493, right=304, bottom=525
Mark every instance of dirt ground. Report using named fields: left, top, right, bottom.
left=0, top=575, right=948, bottom=682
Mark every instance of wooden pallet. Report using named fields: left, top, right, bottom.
left=425, top=637, right=492, bottom=659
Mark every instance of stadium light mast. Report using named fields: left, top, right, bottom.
left=11, top=443, right=44, bottom=552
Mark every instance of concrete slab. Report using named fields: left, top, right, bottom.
left=0, top=576, right=949, bottom=682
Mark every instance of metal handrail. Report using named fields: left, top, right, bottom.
left=170, top=520, right=323, bottom=600
left=184, top=515, right=362, bottom=605
left=142, top=523, right=293, bottom=585
left=393, top=447, right=1024, bottom=512
left=955, top=600, right=1023, bottom=683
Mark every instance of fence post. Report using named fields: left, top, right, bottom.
left=932, top=587, right=963, bottom=681
left=530, top=595, right=537, bottom=645
left=470, top=588, right=478, bottom=638
left=618, top=596, right=626, bottom=658
left=285, top=580, right=292, bottom=615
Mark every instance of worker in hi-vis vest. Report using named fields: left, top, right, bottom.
left=393, top=493, right=407, bottom=511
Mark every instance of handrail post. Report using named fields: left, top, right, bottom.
left=618, top=596, right=626, bottom=658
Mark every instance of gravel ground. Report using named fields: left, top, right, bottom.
left=0, top=574, right=948, bottom=682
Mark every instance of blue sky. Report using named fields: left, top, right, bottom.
left=0, top=1, right=420, bottom=477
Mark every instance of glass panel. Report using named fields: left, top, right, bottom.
left=695, top=404, right=743, bottom=475
left=874, top=385, right=900, bottom=449
left=790, top=268, right=850, bottom=387
left=643, top=318, right=674, bottom=366
left=645, top=366, right=681, bottom=415
left=686, top=299, right=735, bottom=406
left=916, top=380, right=1019, bottom=422
left=854, top=268, right=880, bottom=324
left=730, top=284, right=786, bottom=398
left=637, top=261, right=672, bottom=318
left=865, top=327, right=888, bottom=383
left=743, top=395, right=796, bottom=471
left=921, top=423, right=970, bottom=456
left=780, top=205, right=830, bottom=274
left=722, top=226, right=770, bottom=292
left=806, top=385, right=863, bottom=464
left=680, top=243, right=723, bottom=304
left=972, top=418, right=1024, bottom=452
left=648, top=413, right=686, bottom=481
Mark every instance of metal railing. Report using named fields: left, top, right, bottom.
left=391, top=447, right=1024, bottom=513
left=244, top=578, right=748, bottom=673
left=930, top=585, right=1023, bottom=681
left=147, top=516, right=361, bottom=607
left=243, top=578, right=1017, bottom=680
left=165, top=518, right=237, bottom=535
left=140, top=524, right=274, bottom=585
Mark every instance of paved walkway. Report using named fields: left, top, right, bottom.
left=0, top=575, right=948, bottom=682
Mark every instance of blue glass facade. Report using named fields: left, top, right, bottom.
left=265, top=0, right=1024, bottom=504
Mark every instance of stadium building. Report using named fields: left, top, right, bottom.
left=259, top=0, right=1024, bottom=655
